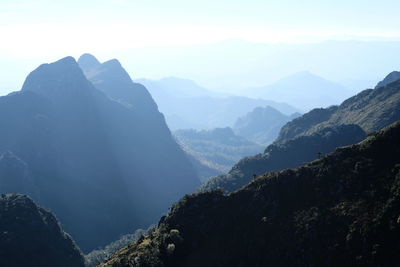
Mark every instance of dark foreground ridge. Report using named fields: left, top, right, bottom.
left=101, top=121, right=400, bottom=267
left=0, top=194, right=85, bottom=267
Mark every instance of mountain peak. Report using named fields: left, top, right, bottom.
left=79, top=56, right=132, bottom=85
left=102, top=59, right=122, bottom=68
left=375, top=71, right=400, bottom=88
left=77, top=53, right=101, bottom=72
left=21, top=56, right=90, bottom=99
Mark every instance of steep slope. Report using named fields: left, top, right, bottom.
left=0, top=56, right=199, bottom=252
left=233, top=106, right=300, bottom=145
left=135, top=77, right=299, bottom=130
left=79, top=54, right=158, bottom=112
left=203, top=75, right=400, bottom=193
left=101, top=121, right=400, bottom=267
left=201, top=124, right=365, bottom=192
left=277, top=78, right=400, bottom=143
left=0, top=194, right=84, bottom=267
left=375, top=71, right=400, bottom=88
left=174, top=127, right=263, bottom=177
left=0, top=151, right=37, bottom=197
left=247, top=71, right=352, bottom=111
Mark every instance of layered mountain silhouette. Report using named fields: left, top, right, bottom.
left=137, top=77, right=299, bottom=130
left=202, top=124, right=366, bottom=192
left=174, top=127, right=263, bottom=181
left=277, top=76, right=400, bottom=143
left=375, top=71, right=400, bottom=88
left=0, top=56, right=199, bottom=251
left=246, top=71, right=352, bottom=111
left=100, top=120, right=400, bottom=267
left=202, top=73, right=400, bottom=192
left=233, top=106, right=301, bottom=145
left=79, top=54, right=158, bottom=113
left=0, top=194, right=85, bottom=267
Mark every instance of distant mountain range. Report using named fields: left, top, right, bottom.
left=101, top=119, right=400, bottom=267
left=0, top=55, right=199, bottom=252
left=245, top=71, right=353, bottom=111
left=277, top=73, right=400, bottom=143
left=0, top=194, right=85, bottom=267
left=137, top=77, right=222, bottom=98
left=174, top=127, right=263, bottom=181
left=136, top=77, right=300, bottom=130
left=233, top=106, right=301, bottom=145
left=202, top=124, right=366, bottom=193
left=202, top=70, right=400, bottom=193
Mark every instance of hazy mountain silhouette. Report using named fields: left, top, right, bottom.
left=202, top=72, right=400, bottom=192
left=0, top=151, right=38, bottom=197
left=137, top=77, right=220, bottom=98
left=375, top=71, right=400, bottom=88
left=0, top=194, right=85, bottom=267
left=79, top=54, right=158, bottom=112
left=174, top=127, right=263, bottom=181
left=202, top=124, right=365, bottom=192
left=136, top=77, right=300, bottom=130
left=101, top=120, right=400, bottom=267
left=246, top=71, right=352, bottom=111
left=277, top=77, right=400, bottom=143
left=0, top=56, right=200, bottom=252
left=233, top=106, right=301, bottom=145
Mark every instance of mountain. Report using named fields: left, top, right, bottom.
left=0, top=56, right=199, bottom=252
left=233, top=106, right=301, bottom=145
left=100, top=121, right=400, bottom=267
left=201, top=124, right=366, bottom=193
left=0, top=194, right=85, bottom=267
left=375, top=71, right=400, bottom=88
left=246, top=71, right=352, bottom=111
left=135, top=77, right=300, bottom=130
left=0, top=151, right=38, bottom=198
left=202, top=73, right=400, bottom=193
left=277, top=78, right=400, bottom=143
left=4, top=40, right=400, bottom=96
left=79, top=54, right=158, bottom=112
left=174, top=128, right=263, bottom=181
left=137, top=77, right=219, bottom=98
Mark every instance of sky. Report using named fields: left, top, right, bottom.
left=1, top=0, right=400, bottom=94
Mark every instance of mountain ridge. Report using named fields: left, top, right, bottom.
left=0, top=55, right=200, bottom=252
left=100, top=120, right=400, bottom=267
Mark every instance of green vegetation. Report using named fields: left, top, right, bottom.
left=85, top=228, right=151, bottom=267
left=174, top=127, right=263, bottom=181
left=100, top=121, right=400, bottom=267
left=202, top=76, right=400, bottom=193
left=201, top=124, right=366, bottom=192
left=233, top=106, right=300, bottom=145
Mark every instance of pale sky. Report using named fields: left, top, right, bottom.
left=1, top=0, right=400, bottom=58
left=1, top=0, right=400, bottom=94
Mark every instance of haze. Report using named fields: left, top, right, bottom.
left=1, top=0, right=400, bottom=95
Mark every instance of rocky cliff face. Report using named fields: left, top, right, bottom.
left=0, top=194, right=85, bottom=267
left=0, top=56, right=199, bottom=252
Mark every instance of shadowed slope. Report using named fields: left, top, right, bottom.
left=0, top=194, right=85, bottom=267
left=101, top=121, right=400, bottom=267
